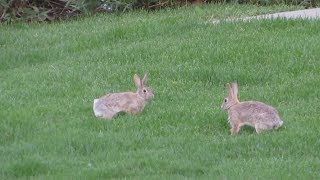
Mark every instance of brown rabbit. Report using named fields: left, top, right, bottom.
left=221, top=82, right=283, bottom=135
left=93, top=73, right=154, bottom=120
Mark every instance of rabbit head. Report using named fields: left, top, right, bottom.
left=221, top=82, right=240, bottom=110
left=134, top=73, right=154, bottom=101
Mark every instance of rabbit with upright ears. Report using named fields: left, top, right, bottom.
left=93, top=73, right=154, bottom=120
left=221, top=82, right=283, bottom=135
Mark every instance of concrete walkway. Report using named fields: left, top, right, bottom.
left=213, top=8, right=320, bottom=24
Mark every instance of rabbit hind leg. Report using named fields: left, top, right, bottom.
left=96, top=106, right=117, bottom=120
left=101, top=110, right=118, bottom=120
left=255, top=123, right=273, bottom=134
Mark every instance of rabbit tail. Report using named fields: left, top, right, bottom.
left=93, top=99, right=103, bottom=117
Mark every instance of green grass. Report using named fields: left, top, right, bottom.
left=1, top=4, right=320, bottom=179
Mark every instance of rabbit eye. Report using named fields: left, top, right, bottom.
left=143, top=89, right=147, bottom=93
left=224, top=98, right=228, bottom=102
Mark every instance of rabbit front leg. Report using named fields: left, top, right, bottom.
left=230, top=124, right=240, bottom=135
left=127, top=102, right=144, bottom=115
left=228, top=116, right=240, bottom=135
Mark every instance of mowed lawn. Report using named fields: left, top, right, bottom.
left=1, top=4, right=320, bottom=179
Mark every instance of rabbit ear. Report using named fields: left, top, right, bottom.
left=133, top=74, right=142, bottom=88
left=142, top=73, right=148, bottom=85
left=231, top=81, right=238, bottom=99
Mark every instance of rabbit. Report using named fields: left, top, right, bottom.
left=221, top=82, right=283, bottom=135
left=93, top=73, right=154, bottom=120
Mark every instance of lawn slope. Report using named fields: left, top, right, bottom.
left=1, top=4, right=320, bottom=179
